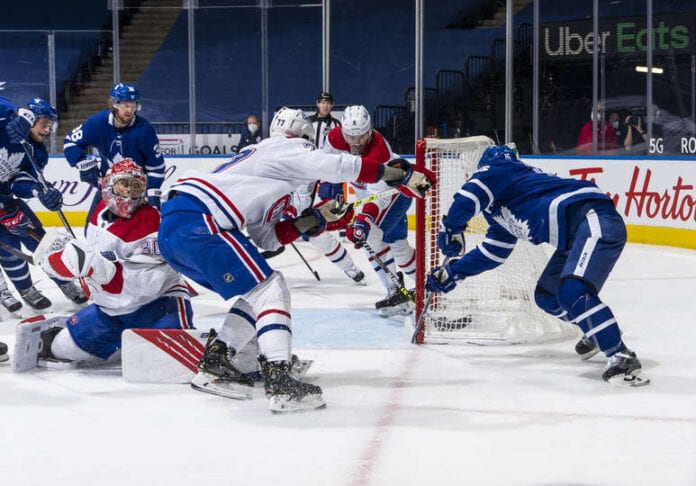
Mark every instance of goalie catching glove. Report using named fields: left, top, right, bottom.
left=425, top=259, right=463, bottom=294
left=274, top=198, right=351, bottom=245
left=40, top=237, right=116, bottom=286
left=382, top=158, right=436, bottom=199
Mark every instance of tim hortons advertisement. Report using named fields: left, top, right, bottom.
left=523, top=156, right=696, bottom=230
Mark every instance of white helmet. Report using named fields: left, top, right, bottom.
left=269, top=107, right=315, bottom=139
left=342, top=105, right=372, bottom=137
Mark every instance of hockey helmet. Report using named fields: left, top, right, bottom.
left=27, top=98, right=57, bottom=122
left=269, top=107, right=315, bottom=139
left=110, top=83, right=141, bottom=110
left=101, top=158, right=147, bottom=218
left=477, top=144, right=519, bottom=169
left=341, top=105, right=372, bottom=154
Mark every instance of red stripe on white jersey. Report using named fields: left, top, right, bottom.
left=178, top=176, right=246, bottom=227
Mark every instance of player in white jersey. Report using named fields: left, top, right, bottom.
left=157, top=107, right=434, bottom=413
left=13, top=160, right=195, bottom=372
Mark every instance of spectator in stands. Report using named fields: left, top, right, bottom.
left=236, top=114, right=263, bottom=151
left=608, top=111, right=624, bottom=143
left=63, top=82, right=166, bottom=218
left=623, top=113, right=649, bottom=153
left=576, top=101, right=617, bottom=155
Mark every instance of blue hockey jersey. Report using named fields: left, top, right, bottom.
left=446, top=150, right=611, bottom=278
left=63, top=109, right=165, bottom=191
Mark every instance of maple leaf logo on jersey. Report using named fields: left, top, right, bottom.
left=493, top=206, right=531, bottom=241
left=0, top=148, right=25, bottom=182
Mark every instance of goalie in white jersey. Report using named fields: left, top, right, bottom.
left=157, top=107, right=435, bottom=413
left=13, top=159, right=195, bottom=372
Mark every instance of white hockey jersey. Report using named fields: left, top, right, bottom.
left=85, top=200, right=194, bottom=315
left=167, top=136, right=372, bottom=250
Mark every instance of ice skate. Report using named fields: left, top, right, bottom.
left=190, top=329, right=254, bottom=400
left=344, top=265, right=366, bottom=285
left=259, top=355, right=325, bottom=414
left=602, top=347, right=650, bottom=387
left=0, top=287, right=22, bottom=316
left=0, top=341, right=8, bottom=363
left=375, top=273, right=413, bottom=317
left=575, top=335, right=600, bottom=360
left=19, top=286, right=51, bottom=310
left=243, top=354, right=314, bottom=383
left=58, top=281, right=88, bottom=305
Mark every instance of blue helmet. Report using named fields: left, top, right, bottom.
left=110, top=83, right=141, bottom=104
left=27, top=98, right=57, bottom=121
left=477, top=144, right=518, bottom=169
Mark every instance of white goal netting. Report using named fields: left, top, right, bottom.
left=414, top=136, right=578, bottom=345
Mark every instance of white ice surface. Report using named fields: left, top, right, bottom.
left=1, top=236, right=695, bottom=486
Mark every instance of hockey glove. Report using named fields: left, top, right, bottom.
left=75, top=156, right=101, bottom=186
left=317, top=182, right=345, bottom=201
left=6, top=108, right=35, bottom=144
left=425, top=260, right=462, bottom=294
left=0, top=208, right=32, bottom=237
left=34, top=186, right=63, bottom=211
left=437, top=217, right=466, bottom=257
left=384, top=158, right=436, bottom=199
left=43, top=238, right=116, bottom=285
left=147, top=188, right=162, bottom=209
left=345, top=203, right=378, bottom=248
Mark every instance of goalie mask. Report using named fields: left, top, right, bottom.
left=341, top=105, right=372, bottom=155
left=101, top=159, right=147, bottom=218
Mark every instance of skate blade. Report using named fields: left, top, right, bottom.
left=578, top=347, right=601, bottom=361
left=607, top=369, right=651, bottom=388
left=269, top=393, right=326, bottom=414
left=190, top=372, right=254, bottom=400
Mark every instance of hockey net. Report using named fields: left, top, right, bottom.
left=413, top=136, right=577, bottom=345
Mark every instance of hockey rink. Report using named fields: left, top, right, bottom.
left=0, top=236, right=695, bottom=486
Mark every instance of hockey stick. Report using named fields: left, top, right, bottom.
left=20, top=141, right=76, bottom=238
left=0, top=239, right=34, bottom=264
left=410, top=256, right=451, bottom=344
left=348, top=188, right=400, bottom=210
left=290, top=242, right=321, bottom=281
left=362, top=241, right=414, bottom=303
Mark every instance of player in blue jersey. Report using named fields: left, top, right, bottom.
left=426, top=144, right=649, bottom=387
left=0, top=96, right=88, bottom=311
left=62, top=82, right=165, bottom=214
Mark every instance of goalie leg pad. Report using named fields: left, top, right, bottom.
left=12, top=315, right=69, bottom=372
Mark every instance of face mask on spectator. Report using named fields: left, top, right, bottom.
left=248, top=123, right=259, bottom=133
left=611, top=120, right=619, bottom=129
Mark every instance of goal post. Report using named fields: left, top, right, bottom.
left=413, top=136, right=578, bottom=345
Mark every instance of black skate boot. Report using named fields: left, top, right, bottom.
left=344, top=265, right=366, bottom=285
left=575, top=335, right=600, bottom=360
left=602, top=347, right=650, bottom=387
left=0, top=340, right=8, bottom=362
left=375, top=272, right=413, bottom=318
left=58, top=282, right=88, bottom=305
left=190, top=329, right=255, bottom=399
left=19, top=286, right=51, bottom=310
left=259, top=355, right=325, bottom=414
left=0, top=287, right=22, bottom=315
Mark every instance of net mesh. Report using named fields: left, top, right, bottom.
left=416, top=137, right=577, bottom=344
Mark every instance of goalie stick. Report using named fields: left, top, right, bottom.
left=20, top=140, right=76, bottom=238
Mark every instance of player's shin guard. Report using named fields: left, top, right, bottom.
left=558, top=277, right=623, bottom=356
